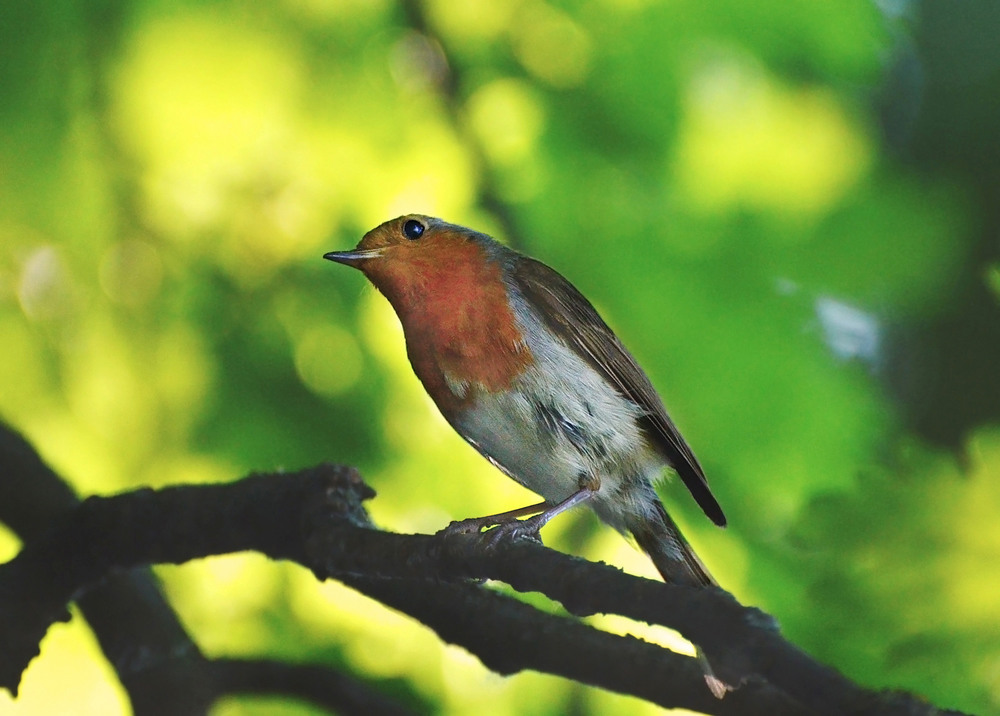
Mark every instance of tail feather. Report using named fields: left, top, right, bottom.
left=631, top=500, right=733, bottom=698
left=630, top=500, right=716, bottom=587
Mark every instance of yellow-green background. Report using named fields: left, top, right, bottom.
left=1, top=1, right=998, bottom=714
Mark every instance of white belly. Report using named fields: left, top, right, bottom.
left=449, top=334, right=663, bottom=531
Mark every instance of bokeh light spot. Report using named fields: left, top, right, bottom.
left=426, top=0, right=518, bottom=43
left=987, top=263, right=1000, bottom=302
left=390, top=31, right=449, bottom=92
left=99, top=239, right=163, bottom=307
left=466, top=79, right=545, bottom=166
left=510, top=3, right=592, bottom=88
left=294, top=323, right=363, bottom=397
left=674, top=54, right=870, bottom=220
left=18, top=245, right=76, bottom=321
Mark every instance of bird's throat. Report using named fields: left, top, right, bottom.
left=373, top=246, right=533, bottom=410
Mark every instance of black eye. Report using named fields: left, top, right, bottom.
left=403, top=219, right=425, bottom=240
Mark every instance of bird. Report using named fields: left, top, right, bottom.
left=324, top=214, right=726, bottom=587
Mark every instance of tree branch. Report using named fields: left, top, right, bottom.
left=0, top=423, right=418, bottom=716
left=0, top=428, right=966, bottom=715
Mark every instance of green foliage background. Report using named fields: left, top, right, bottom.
left=1, top=1, right=998, bottom=714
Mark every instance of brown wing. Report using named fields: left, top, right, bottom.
left=510, top=256, right=726, bottom=527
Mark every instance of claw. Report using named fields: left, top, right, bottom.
left=481, top=516, right=546, bottom=547
left=437, top=501, right=551, bottom=538
left=440, top=516, right=494, bottom=536
left=437, top=487, right=596, bottom=547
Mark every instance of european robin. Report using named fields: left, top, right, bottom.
left=324, top=215, right=726, bottom=587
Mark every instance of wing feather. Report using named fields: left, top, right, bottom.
left=510, top=256, right=726, bottom=527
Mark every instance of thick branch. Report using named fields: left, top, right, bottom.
left=343, top=575, right=801, bottom=715
left=0, top=452, right=965, bottom=716
left=0, top=424, right=416, bottom=716
left=311, top=516, right=959, bottom=716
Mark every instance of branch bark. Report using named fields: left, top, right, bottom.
left=0, top=423, right=966, bottom=715
left=0, top=423, right=419, bottom=716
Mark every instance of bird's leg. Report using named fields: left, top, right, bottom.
left=480, top=474, right=600, bottom=545
left=441, top=501, right=551, bottom=536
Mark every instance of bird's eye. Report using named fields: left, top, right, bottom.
left=403, top=219, right=425, bottom=240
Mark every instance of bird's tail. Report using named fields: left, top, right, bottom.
left=631, top=501, right=731, bottom=697
left=629, top=499, right=716, bottom=587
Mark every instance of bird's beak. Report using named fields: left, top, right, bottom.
left=323, top=247, right=385, bottom=265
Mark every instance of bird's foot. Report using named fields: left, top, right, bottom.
left=440, top=515, right=500, bottom=536
left=480, top=514, right=548, bottom=546
left=438, top=513, right=547, bottom=546
left=439, top=501, right=550, bottom=538
left=440, top=490, right=595, bottom=547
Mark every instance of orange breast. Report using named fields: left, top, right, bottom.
left=371, top=241, right=534, bottom=414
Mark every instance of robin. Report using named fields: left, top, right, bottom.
left=325, top=215, right=725, bottom=587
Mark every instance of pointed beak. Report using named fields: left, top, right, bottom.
left=323, top=247, right=384, bottom=265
